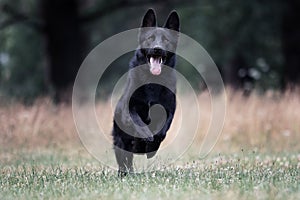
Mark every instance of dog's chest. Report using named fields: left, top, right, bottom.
left=145, top=84, right=163, bottom=103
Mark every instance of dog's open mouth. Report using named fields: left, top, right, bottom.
left=147, top=56, right=165, bottom=75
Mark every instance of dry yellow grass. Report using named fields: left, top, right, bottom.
left=0, top=89, right=299, bottom=154
left=0, top=99, right=78, bottom=149
left=220, top=88, right=300, bottom=153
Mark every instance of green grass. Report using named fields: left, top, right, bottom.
left=1, top=92, right=300, bottom=199
left=1, top=150, right=299, bottom=199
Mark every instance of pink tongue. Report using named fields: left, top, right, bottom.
left=150, top=57, right=161, bottom=75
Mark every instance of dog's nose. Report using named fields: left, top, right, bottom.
left=153, top=47, right=163, bottom=55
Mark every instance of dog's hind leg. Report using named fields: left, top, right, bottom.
left=146, top=139, right=161, bottom=159
left=114, top=147, right=133, bottom=177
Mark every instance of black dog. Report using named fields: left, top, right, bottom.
left=112, top=9, right=180, bottom=175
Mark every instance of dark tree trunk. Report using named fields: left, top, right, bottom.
left=223, top=53, right=254, bottom=96
left=282, top=0, right=300, bottom=88
left=42, top=0, right=86, bottom=101
left=224, top=54, right=244, bottom=89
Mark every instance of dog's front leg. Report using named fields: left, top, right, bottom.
left=155, top=104, right=176, bottom=141
left=130, top=111, right=154, bottom=142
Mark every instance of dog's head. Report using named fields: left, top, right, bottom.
left=139, top=9, right=180, bottom=75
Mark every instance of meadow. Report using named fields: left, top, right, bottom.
left=0, top=89, right=299, bottom=199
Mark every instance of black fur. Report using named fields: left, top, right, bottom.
left=112, top=9, right=180, bottom=176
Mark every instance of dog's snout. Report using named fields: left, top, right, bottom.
left=153, top=47, right=163, bottom=55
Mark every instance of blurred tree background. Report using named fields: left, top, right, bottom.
left=0, top=0, right=299, bottom=103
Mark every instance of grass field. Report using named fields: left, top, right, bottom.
left=1, top=89, right=300, bottom=199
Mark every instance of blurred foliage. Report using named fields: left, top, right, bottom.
left=0, top=0, right=46, bottom=103
left=181, top=0, right=284, bottom=92
left=0, top=0, right=295, bottom=102
left=0, top=24, right=46, bottom=103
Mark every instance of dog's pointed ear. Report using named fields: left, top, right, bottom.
left=141, top=9, right=157, bottom=27
left=164, top=10, right=180, bottom=31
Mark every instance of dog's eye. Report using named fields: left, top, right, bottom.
left=147, top=36, right=155, bottom=41
left=162, top=36, right=169, bottom=42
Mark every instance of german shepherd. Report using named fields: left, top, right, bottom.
left=112, top=9, right=180, bottom=176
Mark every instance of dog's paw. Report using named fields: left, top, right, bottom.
left=135, top=126, right=154, bottom=142
left=146, top=151, right=157, bottom=159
